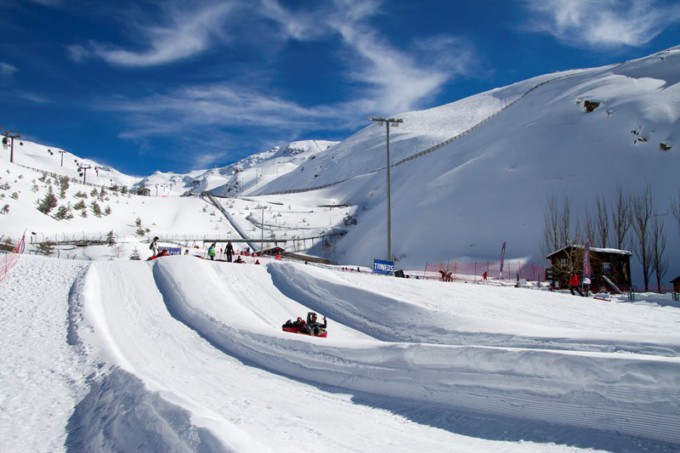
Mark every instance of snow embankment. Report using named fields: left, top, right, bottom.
left=79, top=256, right=680, bottom=446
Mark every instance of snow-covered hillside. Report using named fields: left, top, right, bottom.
left=0, top=139, right=341, bottom=259
left=249, top=47, right=680, bottom=282
left=1, top=46, right=678, bottom=281
left=0, top=141, right=234, bottom=258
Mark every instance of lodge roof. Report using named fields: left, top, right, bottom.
left=546, top=244, right=633, bottom=259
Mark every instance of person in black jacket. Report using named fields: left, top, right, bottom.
left=226, top=241, right=234, bottom=262
left=307, top=312, right=327, bottom=335
left=149, top=236, right=159, bottom=257
left=292, top=316, right=310, bottom=333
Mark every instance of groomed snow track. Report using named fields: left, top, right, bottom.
left=74, top=257, right=680, bottom=451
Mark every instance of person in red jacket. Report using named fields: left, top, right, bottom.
left=568, top=273, right=579, bottom=295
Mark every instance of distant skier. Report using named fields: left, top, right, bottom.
left=208, top=242, right=216, bottom=261
left=226, top=241, right=234, bottom=262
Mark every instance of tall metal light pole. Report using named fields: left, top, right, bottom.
left=3, top=131, right=21, bottom=163
left=370, top=116, right=403, bottom=262
left=256, top=205, right=266, bottom=253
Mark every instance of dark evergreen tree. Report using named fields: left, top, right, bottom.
left=37, top=186, right=58, bottom=214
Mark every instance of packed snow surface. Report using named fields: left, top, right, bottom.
left=2, top=254, right=679, bottom=452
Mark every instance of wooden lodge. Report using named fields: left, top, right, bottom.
left=671, top=276, right=680, bottom=300
left=546, top=245, right=632, bottom=293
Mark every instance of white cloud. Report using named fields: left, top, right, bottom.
left=28, top=0, right=63, bottom=5
left=74, top=0, right=477, bottom=114
left=258, top=0, right=327, bottom=41
left=70, top=2, right=239, bottom=67
left=99, top=81, right=366, bottom=168
left=0, top=62, right=18, bottom=82
left=106, top=84, right=332, bottom=133
left=17, top=91, right=49, bottom=104
left=86, top=0, right=480, bottom=167
left=523, top=0, right=680, bottom=49
left=262, top=0, right=477, bottom=114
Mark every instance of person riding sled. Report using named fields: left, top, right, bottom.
left=307, top=312, right=327, bottom=336
left=292, top=317, right=310, bottom=334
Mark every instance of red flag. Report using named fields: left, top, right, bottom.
left=583, top=242, right=591, bottom=279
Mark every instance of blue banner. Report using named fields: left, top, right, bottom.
left=373, top=259, right=394, bottom=275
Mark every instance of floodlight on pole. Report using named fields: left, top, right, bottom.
left=370, top=116, right=403, bottom=262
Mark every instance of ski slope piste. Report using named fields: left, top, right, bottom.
left=71, top=255, right=680, bottom=448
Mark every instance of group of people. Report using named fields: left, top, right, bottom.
left=290, top=312, right=327, bottom=336
left=208, top=241, right=235, bottom=261
left=150, top=238, right=248, bottom=263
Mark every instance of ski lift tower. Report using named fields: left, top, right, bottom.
left=2, top=131, right=21, bottom=163
left=77, top=163, right=92, bottom=184
left=370, top=116, right=403, bottom=262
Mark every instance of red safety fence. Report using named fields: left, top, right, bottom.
left=1, top=232, right=26, bottom=283
left=422, top=260, right=545, bottom=283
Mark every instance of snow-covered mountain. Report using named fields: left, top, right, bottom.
left=247, top=47, right=680, bottom=281
left=1, top=46, right=679, bottom=284
left=0, top=138, right=341, bottom=260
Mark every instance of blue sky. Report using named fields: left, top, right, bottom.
left=1, top=0, right=680, bottom=176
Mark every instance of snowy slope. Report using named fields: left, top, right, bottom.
left=2, top=254, right=679, bottom=452
left=2, top=140, right=138, bottom=188
left=250, top=48, right=680, bottom=279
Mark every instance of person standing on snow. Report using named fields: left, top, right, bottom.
left=582, top=276, right=591, bottom=296
left=226, top=241, right=234, bottom=262
left=568, top=273, right=580, bottom=296
left=208, top=242, right=216, bottom=261
left=149, top=236, right=159, bottom=257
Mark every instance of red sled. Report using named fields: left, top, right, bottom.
left=281, top=323, right=327, bottom=338
left=147, top=250, right=169, bottom=261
